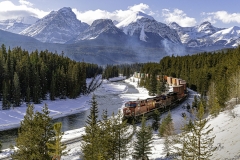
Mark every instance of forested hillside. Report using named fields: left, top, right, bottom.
left=0, top=44, right=102, bottom=109
left=140, top=47, right=240, bottom=108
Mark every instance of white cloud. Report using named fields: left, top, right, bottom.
left=162, top=9, right=196, bottom=27
left=0, top=0, right=49, bottom=20
left=19, top=0, right=33, bottom=6
left=73, top=3, right=151, bottom=25
left=203, top=11, right=240, bottom=24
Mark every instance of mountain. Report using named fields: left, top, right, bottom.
left=169, top=21, right=225, bottom=47
left=116, top=11, right=181, bottom=44
left=210, top=26, right=240, bottom=47
left=20, top=7, right=89, bottom=44
left=0, top=16, right=39, bottom=34
left=70, top=19, right=127, bottom=42
left=0, top=29, right=66, bottom=53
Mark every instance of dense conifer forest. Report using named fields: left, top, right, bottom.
left=140, top=47, right=240, bottom=108
left=0, top=44, right=102, bottom=109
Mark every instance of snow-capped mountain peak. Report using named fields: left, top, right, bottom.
left=210, top=26, right=240, bottom=47
left=168, top=21, right=227, bottom=47
left=116, top=12, right=181, bottom=44
left=20, top=7, right=89, bottom=43
left=116, top=11, right=154, bottom=28
left=72, top=19, right=125, bottom=41
left=196, top=21, right=221, bottom=34
left=0, top=16, right=39, bottom=34
left=168, top=22, right=181, bottom=30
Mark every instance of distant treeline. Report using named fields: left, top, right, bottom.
left=102, top=63, right=143, bottom=79
left=140, top=47, right=240, bottom=107
left=0, top=44, right=102, bottom=109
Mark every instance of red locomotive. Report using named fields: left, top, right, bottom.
left=122, top=76, right=188, bottom=122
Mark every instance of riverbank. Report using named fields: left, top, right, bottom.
left=0, top=77, right=128, bottom=132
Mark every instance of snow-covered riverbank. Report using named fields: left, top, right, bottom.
left=0, top=77, right=127, bottom=132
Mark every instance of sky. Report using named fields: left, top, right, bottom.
left=0, top=0, right=240, bottom=28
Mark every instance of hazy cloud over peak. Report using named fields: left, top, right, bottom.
left=73, top=3, right=151, bottom=25
left=162, top=8, right=196, bottom=27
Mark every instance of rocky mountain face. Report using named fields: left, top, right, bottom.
left=0, top=16, right=39, bottom=34
left=20, top=7, right=89, bottom=44
left=71, top=19, right=126, bottom=42
left=168, top=21, right=230, bottom=47
left=209, top=26, right=240, bottom=47
left=116, top=11, right=181, bottom=44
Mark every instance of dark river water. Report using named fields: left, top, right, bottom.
left=0, top=81, right=139, bottom=149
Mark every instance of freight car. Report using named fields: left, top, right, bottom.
left=122, top=89, right=188, bottom=123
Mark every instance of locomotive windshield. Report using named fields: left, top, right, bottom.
left=125, top=102, right=137, bottom=108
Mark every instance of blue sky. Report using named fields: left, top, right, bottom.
left=0, top=0, right=240, bottom=28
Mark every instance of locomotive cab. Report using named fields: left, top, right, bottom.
left=123, top=101, right=137, bottom=117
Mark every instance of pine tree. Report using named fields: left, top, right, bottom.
left=176, top=102, right=217, bottom=160
left=46, top=122, right=66, bottom=160
left=13, top=72, right=21, bottom=106
left=81, top=94, right=101, bottom=160
left=35, top=104, right=55, bottom=159
left=50, top=72, right=56, bottom=100
left=159, top=111, right=174, bottom=137
left=151, top=109, right=160, bottom=131
left=12, top=104, right=55, bottom=160
left=2, top=81, right=9, bottom=110
left=133, top=116, right=153, bottom=160
left=25, top=85, right=31, bottom=104
left=159, top=111, right=175, bottom=157
left=108, top=111, right=134, bottom=160
left=12, top=104, right=38, bottom=159
left=207, top=82, right=221, bottom=116
left=173, top=118, right=192, bottom=160
left=148, top=72, right=157, bottom=96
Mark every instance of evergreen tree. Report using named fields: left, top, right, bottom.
left=107, top=111, right=134, bottom=160
left=159, top=111, right=175, bottom=157
left=46, top=122, right=66, bottom=160
left=133, top=116, right=153, bottom=160
left=157, top=76, right=167, bottom=95
left=151, top=109, right=160, bottom=131
left=229, top=68, right=240, bottom=105
left=176, top=102, right=217, bottom=160
left=173, top=118, right=192, bottom=160
left=207, top=82, right=221, bottom=117
left=12, top=104, right=55, bottom=160
left=25, top=85, right=31, bottom=104
left=2, top=81, right=9, bottom=110
left=13, top=72, right=21, bottom=106
left=159, top=111, right=174, bottom=137
left=35, top=104, right=55, bottom=159
left=148, top=72, right=157, bottom=96
left=50, top=72, right=56, bottom=100
left=81, top=94, right=101, bottom=160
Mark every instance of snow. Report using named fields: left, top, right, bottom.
left=210, top=26, right=240, bottom=45
left=116, top=11, right=154, bottom=28
left=1, top=76, right=240, bottom=160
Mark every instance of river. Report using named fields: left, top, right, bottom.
left=0, top=81, right=139, bottom=150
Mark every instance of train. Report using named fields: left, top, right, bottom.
left=122, top=76, right=188, bottom=122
